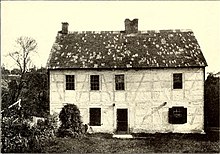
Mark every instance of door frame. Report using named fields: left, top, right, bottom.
left=115, top=108, right=129, bottom=133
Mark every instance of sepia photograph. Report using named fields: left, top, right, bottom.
left=1, top=1, right=220, bottom=153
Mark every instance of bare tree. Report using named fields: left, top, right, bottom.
left=8, top=36, right=38, bottom=102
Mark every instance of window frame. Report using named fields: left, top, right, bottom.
left=168, top=106, right=187, bottom=124
left=65, top=75, right=75, bottom=90
left=89, top=108, right=101, bottom=126
left=115, top=74, right=125, bottom=91
left=173, top=73, right=183, bottom=89
left=90, top=75, right=100, bottom=91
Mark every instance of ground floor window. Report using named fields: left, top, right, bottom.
left=169, top=106, right=187, bottom=124
left=89, top=108, right=101, bottom=126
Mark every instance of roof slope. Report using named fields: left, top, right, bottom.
left=47, top=30, right=207, bottom=69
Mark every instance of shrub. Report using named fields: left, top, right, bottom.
left=1, top=116, right=38, bottom=153
left=58, top=104, right=83, bottom=138
left=1, top=113, right=59, bottom=153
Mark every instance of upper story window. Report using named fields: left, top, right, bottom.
left=173, top=73, right=182, bottom=89
left=66, top=75, right=75, bottom=90
left=90, top=75, right=100, bottom=90
left=115, top=74, right=125, bottom=90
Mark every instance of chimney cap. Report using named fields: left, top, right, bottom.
left=62, top=22, right=69, bottom=25
left=125, top=18, right=139, bottom=22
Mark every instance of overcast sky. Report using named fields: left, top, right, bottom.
left=1, top=1, right=220, bottom=74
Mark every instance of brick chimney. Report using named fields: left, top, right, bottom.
left=125, top=18, right=138, bottom=34
left=61, top=22, right=69, bottom=34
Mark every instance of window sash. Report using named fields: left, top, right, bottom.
left=173, top=73, right=182, bottom=89
left=90, top=75, right=100, bottom=90
left=115, top=75, right=125, bottom=90
left=66, top=75, right=75, bottom=90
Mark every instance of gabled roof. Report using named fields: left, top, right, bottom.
left=47, top=24, right=207, bottom=69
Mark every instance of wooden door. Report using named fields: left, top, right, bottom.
left=116, top=109, right=128, bottom=133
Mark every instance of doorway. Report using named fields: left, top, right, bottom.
left=116, top=109, right=128, bottom=133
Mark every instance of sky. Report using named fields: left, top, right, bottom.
left=1, top=1, right=220, bottom=75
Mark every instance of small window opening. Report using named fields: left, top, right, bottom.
left=90, top=75, right=100, bottom=90
left=173, top=73, right=182, bottom=89
left=66, top=75, right=75, bottom=90
left=115, top=74, right=125, bottom=90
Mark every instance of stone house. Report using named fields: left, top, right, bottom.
left=47, top=19, right=207, bottom=134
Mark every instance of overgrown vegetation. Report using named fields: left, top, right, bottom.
left=1, top=36, right=49, bottom=118
left=1, top=36, right=50, bottom=153
left=1, top=113, right=59, bottom=153
left=8, top=36, right=38, bottom=103
left=1, top=66, right=49, bottom=118
left=205, top=73, right=220, bottom=128
left=58, top=104, right=83, bottom=138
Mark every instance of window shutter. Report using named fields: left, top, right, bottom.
left=182, top=107, right=187, bottom=123
left=169, top=107, right=187, bottom=124
left=168, top=108, right=173, bottom=124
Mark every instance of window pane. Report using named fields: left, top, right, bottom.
left=90, top=75, right=99, bottom=90
left=66, top=75, right=75, bottom=90
left=173, top=73, right=182, bottom=89
left=89, top=108, right=101, bottom=126
left=115, top=74, right=125, bottom=90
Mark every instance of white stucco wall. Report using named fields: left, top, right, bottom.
left=49, top=67, right=205, bottom=133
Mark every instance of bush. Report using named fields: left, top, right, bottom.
left=1, top=113, right=59, bottom=153
left=58, top=104, right=83, bottom=138
left=34, top=114, right=59, bottom=141
left=1, top=116, right=38, bottom=153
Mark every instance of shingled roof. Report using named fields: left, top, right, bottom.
left=47, top=19, right=207, bottom=69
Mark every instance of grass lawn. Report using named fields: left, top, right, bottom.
left=43, top=132, right=219, bottom=153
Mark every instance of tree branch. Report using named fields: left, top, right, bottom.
left=8, top=36, right=38, bottom=101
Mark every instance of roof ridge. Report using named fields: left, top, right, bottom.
left=67, top=29, right=193, bottom=34
left=68, top=31, right=121, bottom=34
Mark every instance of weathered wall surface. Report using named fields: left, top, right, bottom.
left=50, top=67, right=204, bottom=133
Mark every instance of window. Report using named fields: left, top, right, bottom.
left=168, top=107, right=187, bottom=124
left=89, top=108, right=101, bottom=126
left=115, top=74, right=125, bottom=90
left=173, top=73, right=182, bottom=89
left=90, top=75, right=100, bottom=90
left=66, top=75, right=75, bottom=90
